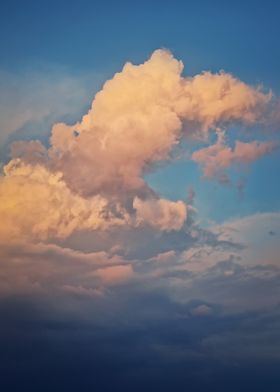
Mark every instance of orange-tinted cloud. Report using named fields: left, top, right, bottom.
left=133, top=197, right=187, bottom=232
left=49, top=50, right=271, bottom=197
left=94, top=264, right=134, bottom=285
left=0, top=49, right=275, bottom=242
left=0, top=159, right=129, bottom=241
left=192, top=136, right=278, bottom=178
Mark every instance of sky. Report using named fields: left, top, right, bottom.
left=0, top=1, right=280, bottom=391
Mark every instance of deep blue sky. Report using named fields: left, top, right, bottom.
left=1, top=0, right=280, bottom=87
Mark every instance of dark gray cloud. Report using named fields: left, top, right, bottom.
left=1, top=291, right=280, bottom=392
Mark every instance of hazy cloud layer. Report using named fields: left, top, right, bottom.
left=0, top=68, right=101, bottom=147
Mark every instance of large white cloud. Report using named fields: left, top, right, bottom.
left=1, top=49, right=275, bottom=243
left=49, top=49, right=272, bottom=196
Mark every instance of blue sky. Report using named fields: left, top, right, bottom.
left=1, top=0, right=280, bottom=223
left=1, top=1, right=280, bottom=391
left=1, top=0, right=280, bottom=86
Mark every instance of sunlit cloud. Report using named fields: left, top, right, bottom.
left=0, top=49, right=277, bottom=245
left=192, top=131, right=278, bottom=180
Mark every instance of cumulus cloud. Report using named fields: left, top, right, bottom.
left=48, top=49, right=272, bottom=197
left=1, top=51, right=280, bottom=386
left=0, top=159, right=130, bottom=241
left=0, top=49, right=277, bottom=244
left=192, top=132, right=278, bottom=179
left=133, top=197, right=187, bottom=231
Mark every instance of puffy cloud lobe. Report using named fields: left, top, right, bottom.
left=0, top=159, right=131, bottom=241
left=0, top=159, right=187, bottom=241
left=192, top=137, right=278, bottom=178
left=133, top=197, right=187, bottom=232
left=178, top=71, right=271, bottom=132
left=50, top=51, right=183, bottom=196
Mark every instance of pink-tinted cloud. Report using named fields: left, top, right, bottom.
left=0, top=240, right=135, bottom=295
left=133, top=197, right=187, bottom=232
left=192, top=138, right=278, bottom=178
left=94, top=264, right=134, bottom=285
left=49, top=50, right=271, bottom=197
left=0, top=49, right=275, bottom=242
left=0, top=159, right=129, bottom=241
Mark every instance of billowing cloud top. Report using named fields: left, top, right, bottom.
left=1, top=49, right=277, bottom=245
left=1, top=51, right=280, bottom=373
